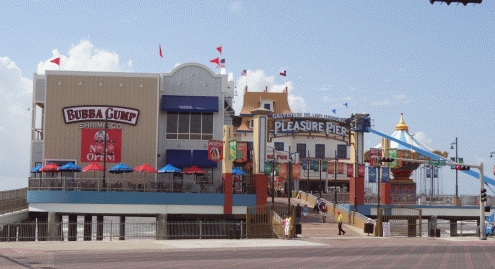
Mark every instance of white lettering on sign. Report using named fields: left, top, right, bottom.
left=274, top=120, right=347, bottom=137
left=63, top=106, right=140, bottom=125
left=270, top=113, right=347, bottom=123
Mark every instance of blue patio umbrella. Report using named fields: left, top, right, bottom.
left=30, top=164, right=43, bottom=173
left=57, top=162, right=82, bottom=172
left=158, top=164, right=182, bottom=191
left=158, top=164, right=182, bottom=173
left=232, top=167, right=247, bottom=176
left=108, top=163, right=134, bottom=174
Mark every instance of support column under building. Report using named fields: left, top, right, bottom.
left=380, top=182, right=392, bottom=205
left=450, top=219, right=458, bottom=237
left=156, top=214, right=167, bottom=240
left=84, top=215, right=92, bottom=241
left=119, top=216, right=125, bottom=240
left=251, top=108, right=271, bottom=207
left=96, top=216, right=104, bottom=241
left=47, top=212, right=62, bottom=241
left=68, top=215, right=77, bottom=241
left=37, top=213, right=48, bottom=241
left=222, top=125, right=233, bottom=214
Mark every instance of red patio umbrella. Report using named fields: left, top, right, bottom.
left=40, top=163, right=60, bottom=173
left=182, top=166, right=206, bottom=174
left=134, top=163, right=158, bottom=173
left=82, top=162, right=105, bottom=172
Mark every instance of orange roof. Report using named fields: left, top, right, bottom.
left=240, top=92, right=292, bottom=116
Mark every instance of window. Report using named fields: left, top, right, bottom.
left=337, top=144, right=347, bottom=159
left=249, top=119, right=253, bottom=129
left=297, top=144, right=306, bottom=159
left=260, top=100, right=273, bottom=111
left=166, top=112, right=213, bottom=140
left=247, top=142, right=253, bottom=161
left=195, top=168, right=213, bottom=184
left=315, top=144, right=325, bottom=159
left=274, top=142, right=284, bottom=151
left=264, top=103, right=271, bottom=110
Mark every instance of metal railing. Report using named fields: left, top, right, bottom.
left=0, top=199, right=28, bottom=215
left=0, top=188, right=27, bottom=201
left=28, top=177, right=224, bottom=194
left=0, top=221, right=246, bottom=242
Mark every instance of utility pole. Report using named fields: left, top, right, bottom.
left=288, top=146, right=292, bottom=214
left=480, top=163, right=486, bottom=240
left=271, top=147, right=275, bottom=206
left=319, top=159, right=322, bottom=198
left=102, top=109, right=109, bottom=192
left=334, top=150, right=338, bottom=204
left=455, top=137, right=458, bottom=198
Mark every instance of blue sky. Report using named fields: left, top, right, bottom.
left=1, top=0, right=494, bottom=194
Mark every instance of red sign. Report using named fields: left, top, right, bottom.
left=278, top=163, right=288, bottom=180
left=328, top=161, right=335, bottom=174
left=370, top=148, right=382, bottom=167
left=358, top=164, right=365, bottom=177
left=81, top=129, right=122, bottom=163
left=208, top=141, right=224, bottom=161
left=63, top=106, right=139, bottom=125
left=292, top=163, right=301, bottom=180
left=347, top=163, right=353, bottom=177
left=338, top=162, right=344, bottom=174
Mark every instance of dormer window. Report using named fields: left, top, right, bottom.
left=260, top=100, right=274, bottom=112
left=249, top=119, right=254, bottom=129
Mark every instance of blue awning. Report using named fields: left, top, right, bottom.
left=166, top=149, right=191, bottom=168
left=161, top=95, right=218, bottom=113
left=192, top=150, right=217, bottom=168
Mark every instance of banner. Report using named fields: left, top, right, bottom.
left=327, top=161, right=335, bottom=174
left=264, top=161, right=272, bottom=176
left=312, top=160, right=319, bottom=171
left=321, top=161, right=328, bottom=172
left=302, top=159, right=308, bottom=170
left=81, top=128, right=122, bottom=163
left=368, top=167, right=376, bottom=183
left=358, top=164, right=365, bottom=177
left=347, top=163, right=353, bottom=177
left=370, top=148, right=382, bottom=167
left=292, top=163, right=301, bottom=180
left=426, top=167, right=431, bottom=178
left=235, top=142, right=248, bottom=162
left=382, top=167, right=390, bottom=183
left=388, top=149, right=398, bottom=168
left=434, top=167, right=438, bottom=178
left=208, top=140, right=224, bottom=161
left=229, top=141, right=237, bottom=161
left=278, top=163, right=288, bottom=179
left=338, top=162, right=344, bottom=174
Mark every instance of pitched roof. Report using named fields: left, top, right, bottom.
left=240, top=92, right=292, bottom=116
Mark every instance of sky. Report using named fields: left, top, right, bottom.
left=0, top=0, right=494, bottom=195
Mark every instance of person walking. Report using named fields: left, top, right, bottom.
left=295, top=203, right=302, bottom=224
left=283, top=215, right=292, bottom=239
left=320, top=202, right=328, bottom=223
left=302, top=204, right=309, bottom=222
left=337, top=211, right=346, bottom=235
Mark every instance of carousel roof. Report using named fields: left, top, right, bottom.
left=374, top=113, right=433, bottom=152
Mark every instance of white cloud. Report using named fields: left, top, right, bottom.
left=0, top=40, right=132, bottom=191
left=37, top=40, right=133, bottom=74
left=322, top=96, right=354, bottom=103
left=315, top=85, right=333, bottom=91
left=230, top=1, right=242, bottom=11
left=233, top=69, right=306, bottom=113
left=412, top=131, right=433, bottom=148
left=394, top=94, right=406, bottom=99
left=0, top=57, right=33, bottom=190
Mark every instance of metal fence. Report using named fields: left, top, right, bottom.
left=0, top=221, right=246, bottom=242
left=382, top=219, right=479, bottom=237
left=0, top=199, right=28, bottom=215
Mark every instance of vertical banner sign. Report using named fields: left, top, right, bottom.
left=229, top=141, right=237, bottom=161
left=338, top=162, right=344, bottom=174
left=458, top=158, right=463, bottom=164
left=278, top=163, right=288, bottom=180
left=292, top=163, right=301, bottom=180
left=321, top=161, right=328, bottom=172
left=235, top=142, right=247, bottom=162
left=388, top=149, right=398, bottom=168
left=434, top=167, right=439, bottom=178
left=347, top=163, right=353, bottom=177
left=328, top=161, right=335, bottom=174
left=208, top=140, right=224, bottom=161
left=312, top=160, right=319, bottom=171
left=381, top=167, right=390, bottom=183
left=426, top=167, right=431, bottom=178
left=302, top=159, right=308, bottom=170
left=264, top=161, right=272, bottom=176
left=275, top=162, right=279, bottom=176
left=258, top=116, right=267, bottom=174
left=81, top=129, right=122, bottom=163
left=358, top=164, right=365, bottom=177
left=370, top=148, right=382, bottom=167
left=368, top=167, right=377, bottom=183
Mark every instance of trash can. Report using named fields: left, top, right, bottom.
left=364, top=223, right=374, bottom=235
left=295, top=224, right=302, bottom=234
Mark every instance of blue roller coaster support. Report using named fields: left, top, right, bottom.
left=366, top=127, right=495, bottom=186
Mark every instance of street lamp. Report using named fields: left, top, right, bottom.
left=319, top=158, right=322, bottom=198
left=490, top=151, right=495, bottom=158
left=450, top=137, right=458, bottom=198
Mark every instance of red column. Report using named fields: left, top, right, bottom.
left=349, top=176, right=364, bottom=206
left=254, top=174, right=268, bottom=207
left=381, top=182, right=392, bottom=205
left=223, top=173, right=233, bottom=214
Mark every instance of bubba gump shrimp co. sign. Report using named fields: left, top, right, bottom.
left=62, top=106, right=140, bottom=125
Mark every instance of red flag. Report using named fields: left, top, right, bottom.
left=210, top=57, right=220, bottom=65
left=159, top=44, right=163, bottom=58
left=50, top=58, right=60, bottom=66
left=280, top=70, right=286, bottom=76
left=217, top=46, right=222, bottom=54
